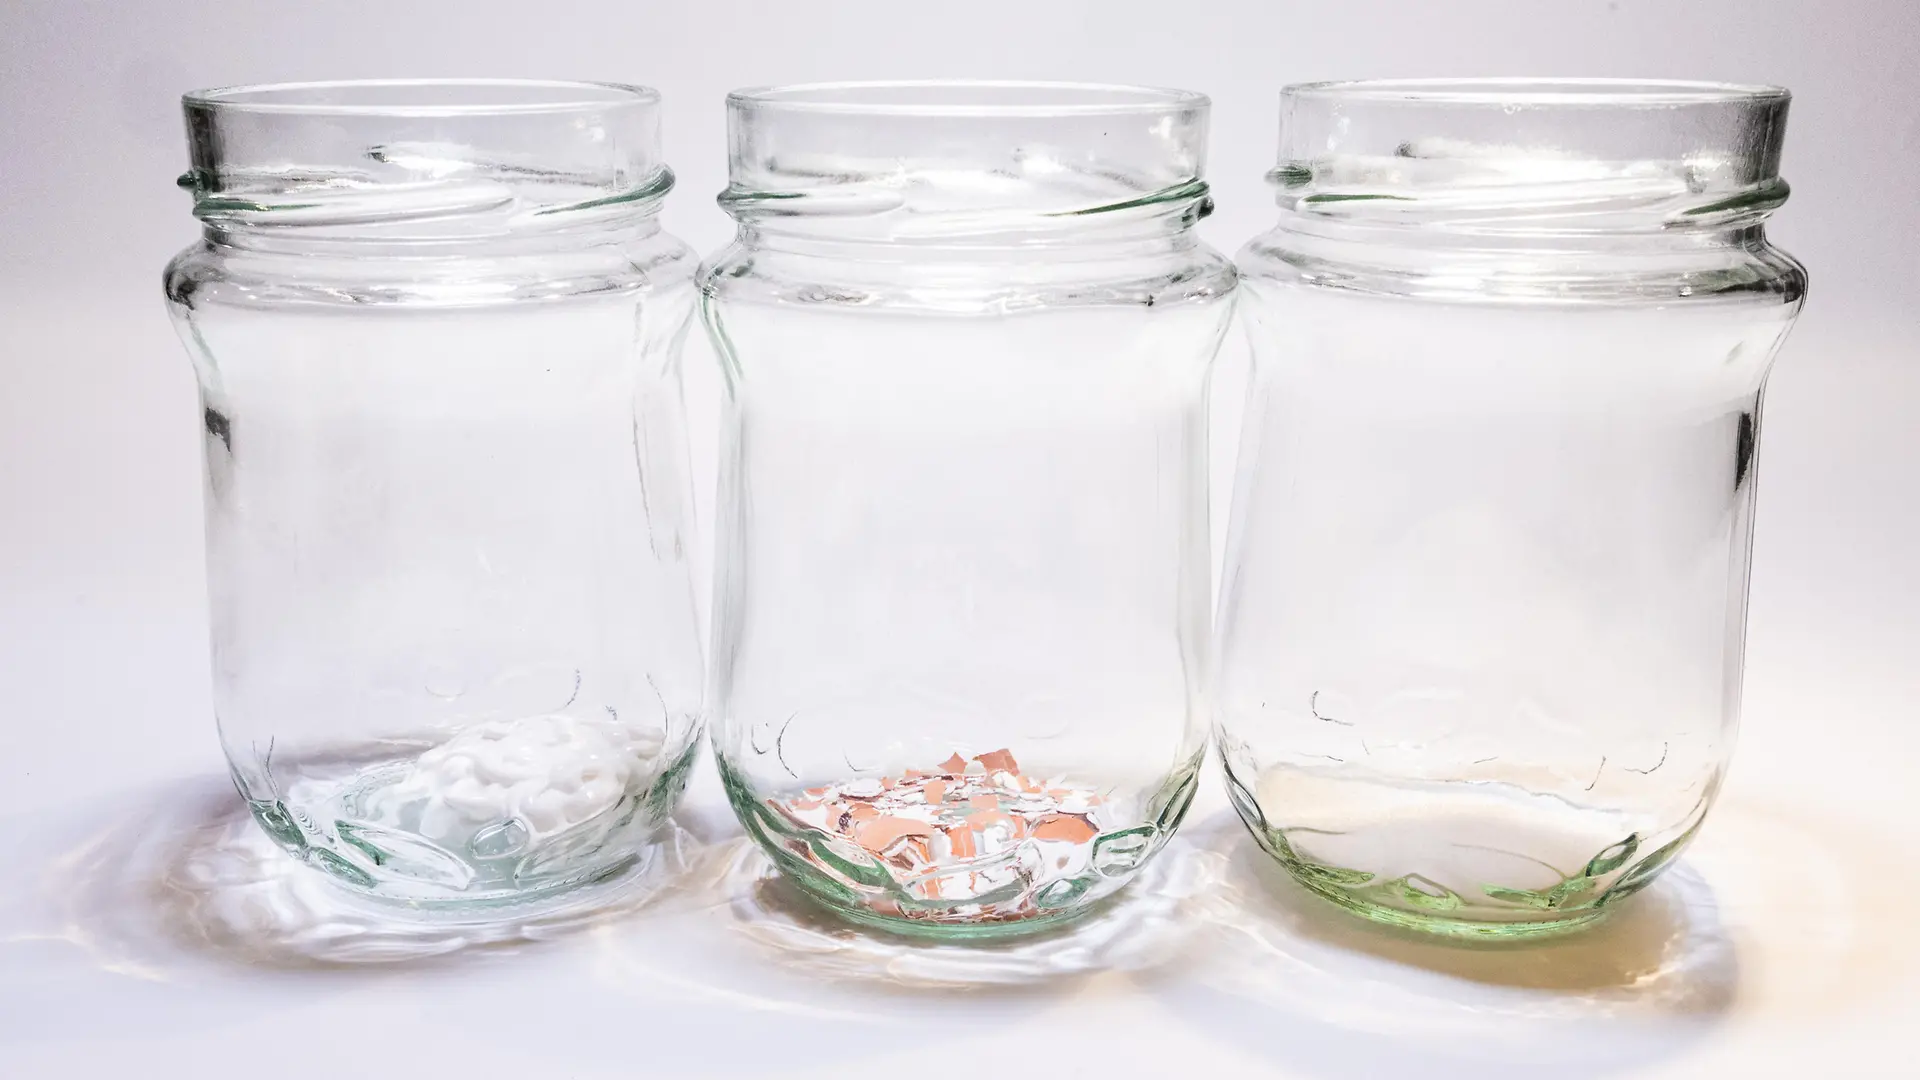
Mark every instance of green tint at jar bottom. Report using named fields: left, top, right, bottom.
left=1279, top=864, right=1611, bottom=940
left=722, top=750, right=1201, bottom=940
left=1224, top=761, right=1701, bottom=940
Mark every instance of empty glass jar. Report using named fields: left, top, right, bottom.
left=1217, top=80, right=1806, bottom=936
left=164, top=80, right=705, bottom=910
left=702, top=82, right=1235, bottom=936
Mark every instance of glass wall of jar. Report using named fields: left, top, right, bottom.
left=164, top=80, right=705, bottom=911
left=701, top=82, right=1236, bottom=937
left=1217, top=80, right=1806, bottom=937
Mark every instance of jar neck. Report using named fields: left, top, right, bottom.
left=194, top=191, right=671, bottom=259
left=704, top=193, right=1235, bottom=315
left=1268, top=156, right=1791, bottom=243
left=1250, top=160, right=1804, bottom=304
left=1246, top=220, right=1806, bottom=307
left=724, top=177, right=1216, bottom=260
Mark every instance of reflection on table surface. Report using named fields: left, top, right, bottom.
left=2, top=773, right=1912, bottom=1078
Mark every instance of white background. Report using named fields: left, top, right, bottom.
left=2, top=2, right=1917, bottom=1077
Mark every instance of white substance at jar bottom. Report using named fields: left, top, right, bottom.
left=363, top=714, right=666, bottom=843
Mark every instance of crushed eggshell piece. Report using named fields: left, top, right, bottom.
left=974, top=748, right=1019, bottom=773
left=1030, top=813, right=1098, bottom=843
left=765, top=749, right=1115, bottom=922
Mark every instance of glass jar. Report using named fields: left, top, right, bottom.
left=164, top=81, right=705, bottom=911
left=1217, top=80, right=1806, bottom=937
left=701, top=82, right=1236, bottom=936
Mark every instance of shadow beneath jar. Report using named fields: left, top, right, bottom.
left=702, top=834, right=1225, bottom=992
left=37, top=773, right=727, bottom=972
left=1143, top=812, right=1738, bottom=1079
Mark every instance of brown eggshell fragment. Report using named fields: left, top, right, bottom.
left=1030, top=813, right=1097, bottom=843
left=974, top=748, right=1019, bottom=774
left=943, top=823, right=979, bottom=859
left=854, top=814, right=936, bottom=854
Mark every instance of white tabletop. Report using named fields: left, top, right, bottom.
left=2, top=295, right=1916, bottom=1078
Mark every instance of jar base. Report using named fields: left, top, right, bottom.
left=235, top=730, right=700, bottom=913
left=796, top=890, right=1105, bottom=941
left=300, top=841, right=652, bottom=923
left=721, top=750, right=1178, bottom=938
left=1285, top=868, right=1614, bottom=940
left=1220, top=762, right=1698, bottom=941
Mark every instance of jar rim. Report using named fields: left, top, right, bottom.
left=727, top=80, right=1210, bottom=118
left=1283, top=78, right=1790, bottom=107
left=183, top=78, right=660, bottom=118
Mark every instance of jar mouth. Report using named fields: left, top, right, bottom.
left=719, top=81, right=1213, bottom=242
left=727, top=80, right=1209, bottom=118
left=185, top=79, right=660, bottom=118
left=1271, top=77, right=1794, bottom=234
left=179, top=79, right=670, bottom=236
left=1283, top=78, right=1789, bottom=107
